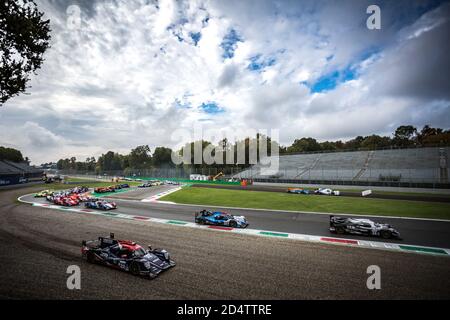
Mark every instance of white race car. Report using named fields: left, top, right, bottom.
left=314, top=188, right=340, bottom=196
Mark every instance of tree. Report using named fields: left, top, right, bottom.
left=128, top=145, right=152, bottom=169
left=393, top=125, right=417, bottom=147
left=0, top=146, right=24, bottom=162
left=418, top=125, right=448, bottom=146
left=360, top=135, right=392, bottom=150
left=152, top=146, right=173, bottom=167
left=287, top=137, right=321, bottom=153
left=0, top=0, right=51, bottom=105
left=344, top=136, right=365, bottom=150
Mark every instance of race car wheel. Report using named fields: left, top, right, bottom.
left=229, top=221, right=237, bottom=228
left=380, top=230, right=391, bottom=239
left=86, top=252, right=96, bottom=264
left=335, top=226, right=345, bottom=235
left=130, top=262, right=140, bottom=276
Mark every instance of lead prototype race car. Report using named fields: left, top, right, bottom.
left=329, top=215, right=401, bottom=239
left=81, top=233, right=176, bottom=279
left=195, top=210, right=249, bottom=228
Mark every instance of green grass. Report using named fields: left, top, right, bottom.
left=160, top=187, right=450, bottom=220
left=275, top=185, right=450, bottom=197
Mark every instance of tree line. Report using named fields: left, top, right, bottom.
left=280, top=125, right=450, bottom=154
left=0, top=146, right=26, bottom=162
left=54, top=124, right=449, bottom=174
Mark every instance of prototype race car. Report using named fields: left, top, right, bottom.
left=114, top=183, right=130, bottom=189
left=85, top=200, right=117, bottom=210
left=329, top=215, right=401, bottom=239
left=53, top=196, right=79, bottom=206
left=315, top=188, right=340, bottom=196
left=195, top=210, right=248, bottom=228
left=287, top=187, right=309, bottom=194
left=94, top=187, right=115, bottom=193
left=138, top=182, right=152, bottom=188
left=34, top=190, right=54, bottom=197
left=81, top=233, right=176, bottom=279
left=70, top=186, right=89, bottom=194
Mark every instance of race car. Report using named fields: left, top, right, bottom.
left=78, top=194, right=97, bottom=202
left=114, top=183, right=130, bottom=189
left=94, top=187, right=115, bottom=193
left=85, top=200, right=117, bottom=210
left=138, top=182, right=152, bottom=188
left=329, top=215, right=401, bottom=239
left=287, top=187, right=309, bottom=194
left=195, top=210, right=248, bottom=228
left=53, top=196, right=79, bottom=206
left=70, top=186, right=89, bottom=194
left=165, top=180, right=180, bottom=185
left=315, top=188, right=340, bottom=196
left=34, top=190, right=54, bottom=197
left=81, top=233, right=176, bottom=279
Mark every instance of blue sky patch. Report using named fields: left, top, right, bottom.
left=247, top=54, right=276, bottom=71
left=200, top=102, right=224, bottom=114
left=190, top=32, right=201, bottom=46
left=310, top=64, right=357, bottom=93
left=173, top=98, right=191, bottom=109
left=220, top=29, right=243, bottom=59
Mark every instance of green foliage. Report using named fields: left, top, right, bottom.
left=0, top=146, right=24, bottom=162
left=128, top=145, right=152, bottom=169
left=0, top=0, right=51, bottom=105
left=53, top=124, right=449, bottom=172
left=152, top=146, right=174, bottom=167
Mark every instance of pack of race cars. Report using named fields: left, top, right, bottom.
left=34, top=186, right=117, bottom=210
left=94, top=183, right=129, bottom=193
left=33, top=182, right=404, bottom=281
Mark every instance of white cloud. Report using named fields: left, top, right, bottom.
left=0, top=0, right=448, bottom=164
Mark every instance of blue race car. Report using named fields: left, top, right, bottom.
left=287, top=187, right=310, bottom=194
left=85, top=200, right=117, bottom=210
left=195, top=210, right=248, bottom=228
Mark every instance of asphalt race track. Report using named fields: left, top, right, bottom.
left=21, top=188, right=450, bottom=248
left=1, top=185, right=450, bottom=299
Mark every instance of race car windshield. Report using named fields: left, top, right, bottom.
left=133, top=247, right=147, bottom=257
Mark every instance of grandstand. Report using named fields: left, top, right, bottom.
left=234, top=147, right=449, bottom=188
left=0, top=160, right=43, bottom=186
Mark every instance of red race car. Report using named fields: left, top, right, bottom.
left=54, top=196, right=79, bottom=206
left=94, top=187, right=115, bottom=193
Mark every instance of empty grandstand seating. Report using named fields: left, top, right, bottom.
left=234, top=147, right=449, bottom=185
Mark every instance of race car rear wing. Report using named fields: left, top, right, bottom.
left=82, top=233, right=116, bottom=247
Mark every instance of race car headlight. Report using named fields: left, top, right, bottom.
left=144, top=261, right=151, bottom=269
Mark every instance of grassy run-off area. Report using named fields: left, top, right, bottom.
left=160, top=187, right=450, bottom=220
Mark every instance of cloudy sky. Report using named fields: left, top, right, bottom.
left=0, top=0, right=449, bottom=164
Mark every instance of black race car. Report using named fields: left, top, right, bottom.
left=81, top=233, right=176, bottom=279
left=329, top=215, right=401, bottom=239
